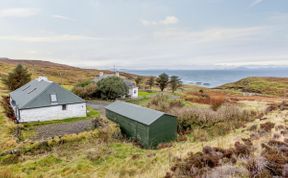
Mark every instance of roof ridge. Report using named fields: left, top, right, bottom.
left=21, top=81, right=53, bottom=108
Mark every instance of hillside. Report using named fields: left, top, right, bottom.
left=0, top=58, right=137, bottom=86
left=217, top=77, right=288, bottom=96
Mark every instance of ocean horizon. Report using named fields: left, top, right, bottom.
left=125, top=68, right=288, bottom=88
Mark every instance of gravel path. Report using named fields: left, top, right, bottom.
left=87, top=100, right=111, bottom=114
left=33, top=119, right=94, bottom=140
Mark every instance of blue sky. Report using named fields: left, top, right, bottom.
left=0, top=0, right=287, bottom=69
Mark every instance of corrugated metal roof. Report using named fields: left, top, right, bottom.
left=105, top=101, right=165, bottom=125
left=10, top=78, right=85, bottom=109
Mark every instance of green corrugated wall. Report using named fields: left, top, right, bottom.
left=149, top=115, right=177, bottom=147
left=106, top=110, right=177, bottom=148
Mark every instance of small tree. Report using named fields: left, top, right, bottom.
left=97, top=76, right=128, bottom=100
left=1, top=64, right=31, bottom=91
left=170, top=75, right=182, bottom=93
left=146, top=76, right=155, bottom=89
left=135, top=76, right=143, bottom=88
left=156, top=73, right=169, bottom=92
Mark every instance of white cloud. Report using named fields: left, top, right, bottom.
left=0, top=35, right=100, bottom=42
left=249, top=0, right=265, bottom=8
left=51, top=15, right=74, bottom=21
left=153, top=26, right=266, bottom=43
left=159, top=16, right=179, bottom=25
left=0, top=8, right=39, bottom=18
left=141, top=16, right=178, bottom=26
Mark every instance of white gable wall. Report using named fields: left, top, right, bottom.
left=128, top=87, right=138, bottom=98
left=18, top=103, right=87, bottom=123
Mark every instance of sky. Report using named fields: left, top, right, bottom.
left=0, top=0, right=287, bottom=69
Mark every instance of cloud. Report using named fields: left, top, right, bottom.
left=249, top=0, right=265, bottom=8
left=0, top=34, right=139, bottom=43
left=51, top=15, right=74, bottom=21
left=0, top=35, right=100, bottom=42
left=141, top=16, right=178, bottom=26
left=0, top=8, right=39, bottom=18
left=153, top=26, right=267, bottom=43
left=159, top=16, right=179, bottom=25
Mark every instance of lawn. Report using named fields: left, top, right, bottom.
left=138, top=90, right=157, bottom=98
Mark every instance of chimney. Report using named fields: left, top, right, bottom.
left=37, top=76, right=49, bottom=82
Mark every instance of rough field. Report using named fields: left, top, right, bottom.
left=1, top=60, right=288, bottom=177
left=218, top=77, right=288, bottom=97
left=0, top=58, right=138, bottom=86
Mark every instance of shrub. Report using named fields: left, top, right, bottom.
left=173, top=104, right=252, bottom=134
left=260, top=122, right=275, bottom=132
left=210, top=95, right=225, bottom=111
left=147, top=94, right=184, bottom=112
left=72, top=82, right=97, bottom=99
left=96, top=76, right=128, bottom=100
left=192, top=128, right=209, bottom=142
left=0, top=96, right=16, bottom=122
left=0, top=169, right=19, bottom=178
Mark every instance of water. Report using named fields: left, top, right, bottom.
left=125, top=69, right=288, bottom=88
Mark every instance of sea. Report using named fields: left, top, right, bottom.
left=125, top=68, right=288, bottom=88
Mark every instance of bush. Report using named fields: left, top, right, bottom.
left=97, top=76, right=128, bottom=100
left=72, top=82, right=97, bottom=99
left=173, top=104, right=252, bottom=135
left=147, top=94, right=184, bottom=112
left=0, top=96, right=16, bottom=122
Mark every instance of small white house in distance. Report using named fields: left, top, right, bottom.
left=10, top=76, right=87, bottom=123
left=93, top=72, right=138, bottom=98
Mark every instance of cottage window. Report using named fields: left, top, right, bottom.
left=62, top=104, right=67, bottom=110
left=50, top=94, right=57, bottom=102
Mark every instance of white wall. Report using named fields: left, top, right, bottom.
left=18, top=103, right=87, bottom=123
left=128, top=87, right=138, bottom=98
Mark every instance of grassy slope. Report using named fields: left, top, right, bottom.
left=218, top=77, right=288, bottom=96
left=0, top=58, right=138, bottom=86
left=1, top=60, right=284, bottom=177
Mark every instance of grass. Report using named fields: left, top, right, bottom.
left=1, top=62, right=287, bottom=177
left=218, top=77, right=288, bottom=96
left=0, top=59, right=139, bottom=86
left=0, top=81, right=18, bottom=153
left=0, top=98, right=279, bottom=178
left=138, top=90, right=157, bottom=98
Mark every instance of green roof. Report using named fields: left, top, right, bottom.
left=10, top=78, right=85, bottom=109
left=105, top=101, right=171, bottom=125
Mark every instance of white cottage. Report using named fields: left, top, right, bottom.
left=10, top=77, right=87, bottom=123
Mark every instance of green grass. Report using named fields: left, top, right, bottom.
left=138, top=90, right=157, bottom=97
left=62, top=85, right=74, bottom=91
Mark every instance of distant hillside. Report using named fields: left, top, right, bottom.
left=0, top=58, right=137, bottom=86
left=217, top=77, right=288, bottom=96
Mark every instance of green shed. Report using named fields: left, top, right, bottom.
left=105, top=101, right=177, bottom=148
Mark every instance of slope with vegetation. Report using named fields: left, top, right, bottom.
left=0, top=58, right=137, bottom=86
left=1, top=59, right=288, bottom=177
left=218, top=77, right=288, bottom=96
